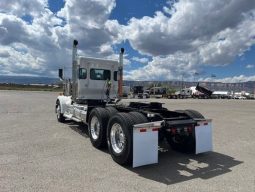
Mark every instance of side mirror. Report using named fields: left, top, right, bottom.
left=58, top=69, right=63, bottom=80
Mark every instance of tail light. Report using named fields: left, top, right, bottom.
left=171, top=128, right=177, bottom=134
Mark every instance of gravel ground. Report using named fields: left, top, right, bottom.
left=0, top=90, right=254, bottom=192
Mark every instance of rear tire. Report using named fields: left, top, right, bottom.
left=107, top=113, right=135, bottom=165
left=128, top=112, right=148, bottom=124
left=105, top=106, right=118, bottom=117
left=88, top=108, right=109, bottom=149
left=175, top=110, right=204, bottom=119
left=184, top=109, right=204, bottom=119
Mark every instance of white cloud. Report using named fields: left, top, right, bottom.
left=0, top=49, right=10, bottom=58
left=105, top=53, right=131, bottom=66
left=0, top=0, right=122, bottom=76
left=0, top=0, right=255, bottom=82
left=125, top=52, right=199, bottom=81
left=246, top=64, right=254, bottom=69
left=0, top=0, right=47, bottom=18
left=131, top=57, right=149, bottom=64
left=104, top=19, right=125, bottom=44
left=0, top=45, right=43, bottom=76
left=125, top=0, right=255, bottom=56
left=202, top=75, right=255, bottom=83
left=121, top=0, right=255, bottom=81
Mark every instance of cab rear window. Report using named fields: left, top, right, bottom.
left=90, top=69, right=111, bottom=80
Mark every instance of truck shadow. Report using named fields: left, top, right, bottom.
left=66, top=121, right=89, bottom=138
left=66, top=122, right=242, bottom=185
left=67, top=122, right=109, bottom=153
left=127, top=143, right=243, bottom=185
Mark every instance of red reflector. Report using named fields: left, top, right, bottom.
left=171, top=128, right=177, bottom=134
left=187, top=126, right=192, bottom=133
left=140, top=128, right=147, bottom=132
left=204, top=122, right=208, bottom=125
left=152, top=128, right=159, bottom=132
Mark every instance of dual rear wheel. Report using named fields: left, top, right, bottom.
left=88, top=107, right=117, bottom=148
left=88, top=108, right=204, bottom=163
left=88, top=109, right=148, bottom=165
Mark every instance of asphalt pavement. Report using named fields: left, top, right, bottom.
left=0, top=90, right=254, bottom=192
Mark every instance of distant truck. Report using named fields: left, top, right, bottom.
left=167, top=84, right=212, bottom=99
left=190, top=84, right=213, bottom=99
left=167, top=88, right=192, bottom=99
left=55, top=40, right=213, bottom=167
left=149, top=87, right=167, bottom=95
left=122, top=85, right=130, bottom=97
left=149, top=87, right=167, bottom=98
left=132, top=85, right=144, bottom=98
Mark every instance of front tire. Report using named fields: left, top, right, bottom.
left=56, top=101, right=65, bottom=123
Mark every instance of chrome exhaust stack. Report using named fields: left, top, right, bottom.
left=72, top=40, right=79, bottom=101
left=118, top=48, right=124, bottom=97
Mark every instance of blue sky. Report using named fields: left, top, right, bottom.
left=109, top=0, right=166, bottom=24
left=0, top=0, right=255, bottom=83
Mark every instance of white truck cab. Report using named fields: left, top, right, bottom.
left=60, top=40, right=122, bottom=103
left=75, top=57, right=119, bottom=101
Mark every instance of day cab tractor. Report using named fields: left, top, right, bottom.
left=55, top=40, right=213, bottom=167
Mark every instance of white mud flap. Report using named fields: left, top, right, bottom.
left=132, top=121, right=163, bottom=168
left=195, top=119, right=213, bottom=154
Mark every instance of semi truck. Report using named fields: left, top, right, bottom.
left=55, top=40, right=213, bottom=167
left=132, top=85, right=144, bottom=98
left=167, top=84, right=212, bottom=99
left=167, top=88, right=192, bottom=99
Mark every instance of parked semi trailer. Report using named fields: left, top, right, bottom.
left=55, top=40, right=213, bottom=167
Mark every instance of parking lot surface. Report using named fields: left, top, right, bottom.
left=0, top=90, right=254, bottom=192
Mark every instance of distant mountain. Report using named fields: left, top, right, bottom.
left=124, top=80, right=255, bottom=93
left=0, top=76, right=59, bottom=85
left=0, top=76, right=254, bottom=93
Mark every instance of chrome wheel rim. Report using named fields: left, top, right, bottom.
left=90, top=116, right=100, bottom=140
left=110, top=123, right=125, bottom=154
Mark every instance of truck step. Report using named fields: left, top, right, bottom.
left=64, top=113, right=82, bottom=122
left=71, top=117, right=82, bottom=123
left=64, top=113, right=73, bottom=119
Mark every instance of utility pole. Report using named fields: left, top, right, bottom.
left=194, top=72, right=199, bottom=86
left=181, top=74, right=184, bottom=89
